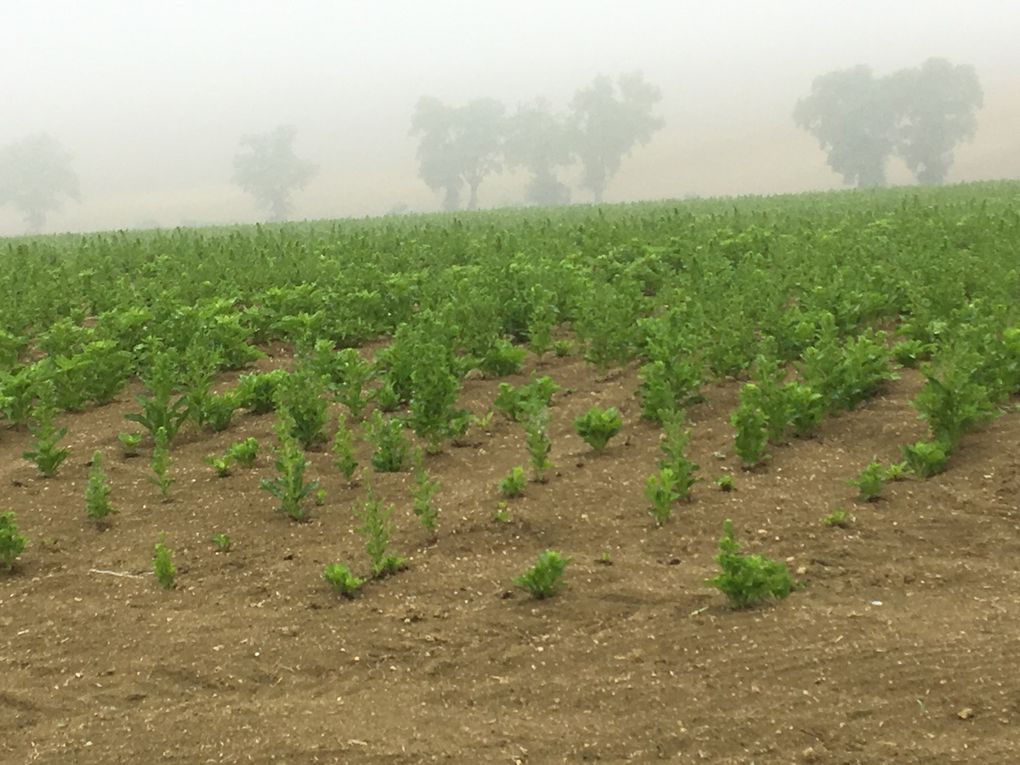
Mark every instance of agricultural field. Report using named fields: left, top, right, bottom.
left=1, top=182, right=1019, bottom=763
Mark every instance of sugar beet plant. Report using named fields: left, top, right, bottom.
left=412, top=460, right=441, bottom=538
left=514, top=550, right=569, bottom=599
left=85, top=451, right=117, bottom=527
left=125, top=342, right=188, bottom=443
left=0, top=511, right=27, bottom=572
left=23, top=381, right=69, bottom=477
left=358, top=491, right=406, bottom=578
left=526, top=407, right=553, bottom=482
left=274, top=368, right=329, bottom=449
left=707, top=519, right=793, bottom=609
left=323, top=563, right=364, bottom=598
left=365, top=410, right=410, bottom=472
left=153, top=534, right=176, bottom=589
left=331, top=414, right=359, bottom=483
left=574, top=406, right=623, bottom=452
left=149, top=427, right=174, bottom=502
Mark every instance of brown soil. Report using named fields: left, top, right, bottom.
left=2, top=352, right=1019, bottom=764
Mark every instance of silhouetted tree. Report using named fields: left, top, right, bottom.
left=794, top=65, right=897, bottom=188
left=410, top=97, right=505, bottom=211
left=232, top=126, right=316, bottom=221
left=569, top=73, right=663, bottom=203
left=888, top=58, right=983, bottom=185
left=0, top=134, right=80, bottom=233
left=504, top=99, right=573, bottom=207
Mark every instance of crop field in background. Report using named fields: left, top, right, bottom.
left=1, top=182, right=1019, bottom=763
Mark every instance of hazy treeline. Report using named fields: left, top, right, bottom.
left=0, top=59, right=986, bottom=234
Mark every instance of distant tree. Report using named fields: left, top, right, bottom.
left=410, top=97, right=505, bottom=211
left=232, top=125, right=316, bottom=221
left=568, top=73, right=663, bottom=203
left=0, top=134, right=80, bottom=233
left=504, top=99, right=573, bottom=207
left=887, top=58, right=983, bottom=185
left=794, top=65, right=897, bottom=188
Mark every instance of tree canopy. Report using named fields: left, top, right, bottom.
left=0, top=134, right=80, bottom=233
left=232, top=126, right=316, bottom=221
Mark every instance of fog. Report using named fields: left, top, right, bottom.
left=2, top=0, right=1018, bottom=235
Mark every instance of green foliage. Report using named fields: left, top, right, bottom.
left=0, top=511, right=27, bottom=571
left=125, top=344, right=188, bottom=443
left=902, top=440, right=950, bottom=478
left=644, top=467, right=679, bottom=526
left=226, top=437, right=259, bottom=467
left=181, top=340, right=220, bottom=429
left=210, top=533, right=232, bottom=552
left=149, top=427, right=174, bottom=502
left=731, top=387, right=770, bottom=469
left=716, top=474, right=735, bottom=492
left=499, top=465, right=527, bottom=498
left=493, top=375, right=559, bottom=422
left=892, top=338, right=932, bottom=368
left=260, top=414, right=319, bottom=521
left=412, top=462, right=441, bottom=536
left=332, top=348, right=374, bottom=419
left=408, top=340, right=466, bottom=453
left=237, top=369, right=288, bottom=414
left=153, top=534, right=176, bottom=589
left=527, top=300, right=556, bottom=358
left=365, top=411, right=411, bottom=472
left=323, top=563, right=364, bottom=598
left=525, top=407, right=553, bottom=482
left=274, top=369, right=329, bottom=449
left=23, top=382, right=69, bottom=477
left=707, top=519, right=793, bottom=609
left=782, top=381, right=826, bottom=438
left=85, top=451, right=116, bottom=526
left=514, top=550, right=569, bottom=599
left=205, top=454, right=233, bottom=478
left=573, top=406, right=623, bottom=452
left=914, top=354, right=996, bottom=451
left=331, top=415, right=359, bottom=482
left=118, top=431, right=142, bottom=458
left=658, top=413, right=698, bottom=499
left=479, top=338, right=527, bottom=377
left=553, top=339, right=573, bottom=358
left=201, top=392, right=238, bottom=432
left=357, top=492, right=406, bottom=578
left=800, top=321, right=895, bottom=412
left=850, top=461, right=887, bottom=502
left=822, top=509, right=852, bottom=528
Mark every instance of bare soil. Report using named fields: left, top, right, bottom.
left=2, top=352, right=1019, bottom=764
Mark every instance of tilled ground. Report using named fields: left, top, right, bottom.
left=2, top=352, right=1019, bottom=764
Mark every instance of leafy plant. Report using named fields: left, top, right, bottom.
left=226, top=437, right=259, bottom=467
left=913, top=354, right=996, bottom=451
left=499, top=466, right=527, bottom=498
left=85, top=451, right=116, bottom=526
left=118, top=431, right=142, bottom=458
left=408, top=342, right=466, bottom=453
left=211, top=533, right=232, bottom=552
left=493, top=375, right=559, bottom=422
left=260, top=414, right=319, bottom=521
left=206, top=454, right=234, bottom=478
left=850, top=461, right=887, bottom=502
left=658, top=413, right=698, bottom=499
left=274, top=369, right=329, bottom=449
left=149, top=427, right=174, bottom=502
left=412, top=462, right=441, bottom=536
left=365, top=411, right=410, bottom=472
left=645, top=467, right=679, bottom=526
left=514, top=550, right=569, bottom=599
left=903, top=440, right=950, bottom=478
left=332, top=348, right=374, bottom=419
left=731, top=387, right=769, bottom=469
left=717, top=474, right=735, bottom=492
left=552, top=339, right=573, bottom=358
left=323, top=563, right=364, bottom=598
left=822, top=509, right=852, bottom=528
left=153, top=534, right=176, bottom=589
left=201, top=392, right=238, bottom=432
left=237, top=369, right=288, bottom=414
left=525, top=407, right=553, bottom=482
left=707, top=519, right=793, bottom=609
left=0, top=511, right=27, bottom=571
left=573, top=406, right=623, bottom=452
left=358, top=492, right=406, bottom=578
left=331, top=414, right=359, bottom=483
left=23, top=381, right=70, bottom=477
left=125, top=343, right=188, bottom=443
left=479, top=338, right=527, bottom=377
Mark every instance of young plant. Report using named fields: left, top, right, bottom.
left=125, top=343, right=189, bottom=443
left=552, top=339, right=573, bottom=358
left=210, top=533, right=232, bottom=552
left=717, top=474, right=735, bottom=492
left=707, top=519, right=793, bottom=609
left=514, top=550, right=569, bottom=599
left=412, top=462, right=441, bottom=537
left=23, top=382, right=70, bottom=478
left=822, top=509, right=852, bottom=528
left=323, top=563, right=364, bottom=598
left=357, top=492, right=406, bottom=578
left=525, top=407, right=553, bottom=482
left=499, top=465, right=527, bottom=499
left=274, top=369, right=329, bottom=449
left=118, top=431, right=142, bottom=458
left=201, top=392, right=238, bottom=433
left=153, top=534, right=176, bottom=589
left=365, top=411, right=410, bottom=472
left=645, top=467, right=679, bottom=526
left=205, top=454, right=234, bottom=478
left=850, top=461, right=887, bottom=502
left=731, top=387, right=770, bottom=469
left=479, top=338, right=527, bottom=377
left=903, top=440, right=950, bottom=478
left=331, top=415, right=359, bottom=483
left=226, top=437, right=259, bottom=467
left=332, top=348, right=374, bottom=420
left=913, top=356, right=996, bottom=451
left=573, top=406, right=623, bottom=452
left=149, top=427, right=174, bottom=502
left=659, top=413, right=698, bottom=499
left=0, top=511, right=27, bottom=571
left=260, top=414, right=319, bottom=521
left=494, top=375, right=559, bottom=422
left=408, top=346, right=465, bottom=453
left=237, top=369, right=288, bottom=414
left=85, top=451, right=116, bottom=527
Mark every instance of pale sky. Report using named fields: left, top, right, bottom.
left=1, top=0, right=1018, bottom=234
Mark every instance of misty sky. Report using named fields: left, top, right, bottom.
left=2, top=0, right=1018, bottom=234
